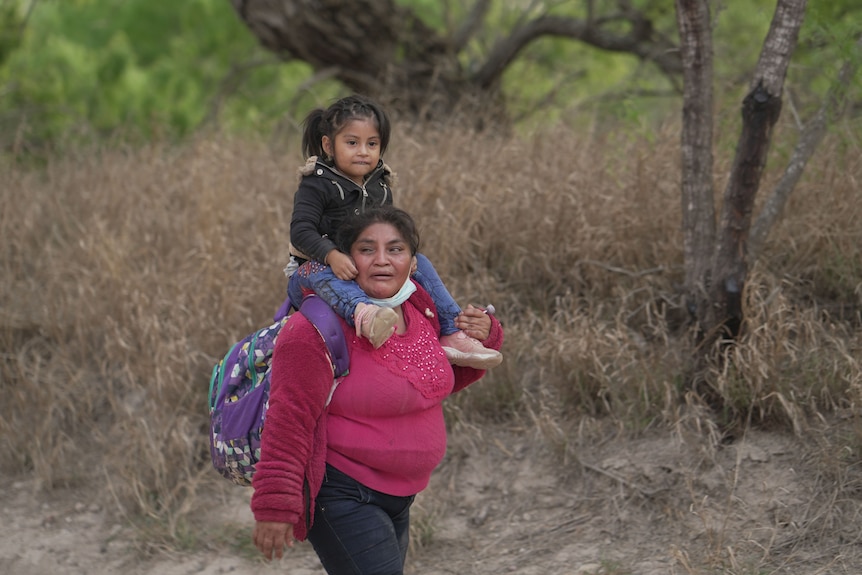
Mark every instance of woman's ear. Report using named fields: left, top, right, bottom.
left=410, top=256, right=418, bottom=275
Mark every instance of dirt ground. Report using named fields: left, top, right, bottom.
left=2, top=423, right=860, bottom=575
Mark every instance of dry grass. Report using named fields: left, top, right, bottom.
left=1, top=118, right=861, bottom=560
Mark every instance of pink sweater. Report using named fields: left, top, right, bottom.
left=251, top=285, right=503, bottom=539
left=326, top=300, right=454, bottom=496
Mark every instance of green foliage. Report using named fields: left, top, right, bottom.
left=792, top=0, right=862, bottom=109
left=0, top=1, right=25, bottom=67
left=0, top=0, right=334, bottom=148
left=0, top=0, right=857, bottom=147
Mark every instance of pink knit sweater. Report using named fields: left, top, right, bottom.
left=250, top=285, right=503, bottom=540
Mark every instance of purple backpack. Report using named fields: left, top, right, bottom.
left=208, top=295, right=349, bottom=486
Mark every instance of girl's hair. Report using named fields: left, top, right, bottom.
left=301, top=95, right=392, bottom=159
left=336, top=207, right=420, bottom=256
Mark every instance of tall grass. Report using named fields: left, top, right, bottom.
left=1, top=118, right=860, bottom=543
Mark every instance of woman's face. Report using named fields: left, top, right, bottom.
left=350, top=222, right=415, bottom=300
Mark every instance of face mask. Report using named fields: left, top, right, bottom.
left=367, top=278, right=416, bottom=308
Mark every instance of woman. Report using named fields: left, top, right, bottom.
left=251, top=206, right=504, bottom=574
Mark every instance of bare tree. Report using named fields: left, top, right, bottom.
left=227, top=0, right=681, bottom=120
left=675, top=0, right=860, bottom=363
left=679, top=0, right=808, bottom=346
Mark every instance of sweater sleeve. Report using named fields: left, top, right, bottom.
left=290, top=180, right=338, bottom=263
left=250, top=314, right=334, bottom=524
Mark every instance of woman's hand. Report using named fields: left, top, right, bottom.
left=326, top=249, right=358, bottom=280
left=253, top=521, right=294, bottom=560
left=454, top=304, right=492, bottom=341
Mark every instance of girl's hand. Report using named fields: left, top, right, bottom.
left=326, top=250, right=358, bottom=280
left=454, top=304, right=492, bottom=341
left=253, top=521, right=294, bottom=560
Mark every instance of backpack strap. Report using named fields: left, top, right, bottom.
left=298, top=295, right=350, bottom=378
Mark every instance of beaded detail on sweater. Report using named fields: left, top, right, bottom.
left=371, top=303, right=452, bottom=400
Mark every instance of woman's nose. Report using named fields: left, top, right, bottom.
left=372, top=250, right=389, bottom=265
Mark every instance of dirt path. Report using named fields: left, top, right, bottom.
left=2, top=426, right=859, bottom=575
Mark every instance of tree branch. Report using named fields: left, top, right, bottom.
left=473, top=12, right=681, bottom=90
left=748, top=34, right=862, bottom=260
left=202, top=56, right=282, bottom=129
left=452, top=0, right=493, bottom=53
left=751, top=0, right=808, bottom=94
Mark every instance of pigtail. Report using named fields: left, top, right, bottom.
left=301, top=109, right=326, bottom=159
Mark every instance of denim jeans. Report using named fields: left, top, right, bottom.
left=307, top=464, right=415, bottom=575
left=288, top=253, right=460, bottom=335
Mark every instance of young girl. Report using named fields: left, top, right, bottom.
left=286, top=94, right=502, bottom=370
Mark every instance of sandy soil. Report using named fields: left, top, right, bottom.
left=2, top=424, right=859, bottom=575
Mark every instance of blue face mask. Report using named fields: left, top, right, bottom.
left=367, top=277, right=416, bottom=308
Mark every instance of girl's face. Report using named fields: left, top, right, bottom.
left=322, top=117, right=381, bottom=186
left=350, top=222, right=416, bottom=300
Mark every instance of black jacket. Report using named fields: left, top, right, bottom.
left=290, top=157, right=394, bottom=263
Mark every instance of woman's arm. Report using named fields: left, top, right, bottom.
left=250, top=315, right=334, bottom=524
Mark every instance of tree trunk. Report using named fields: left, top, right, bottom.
left=228, top=0, right=495, bottom=121
left=705, top=0, right=807, bottom=340
left=674, top=0, right=715, bottom=321
left=674, top=0, right=808, bottom=346
left=674, top=0, right=809, bottom=410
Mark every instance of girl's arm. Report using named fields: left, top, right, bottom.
left=290, top=181, right=338, bottom=264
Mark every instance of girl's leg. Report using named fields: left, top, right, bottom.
left=412, top=254, right=460, bottom=336
left=308, top=465, right=413, bottom=575
left=289, top=261, right=397, bottom=348
left=289, top=261, right=369, bottom=327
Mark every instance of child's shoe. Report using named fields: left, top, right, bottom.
left=440, top=331, right=503, bottom=370
left=354, top=303, right=398, bottom=349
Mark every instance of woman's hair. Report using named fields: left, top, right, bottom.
left=336, top=207, right=420, bottom=256
left=301, top=94, right=392, bottom=159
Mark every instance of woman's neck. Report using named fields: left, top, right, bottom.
left=393, top=305, right=406, bottom=334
